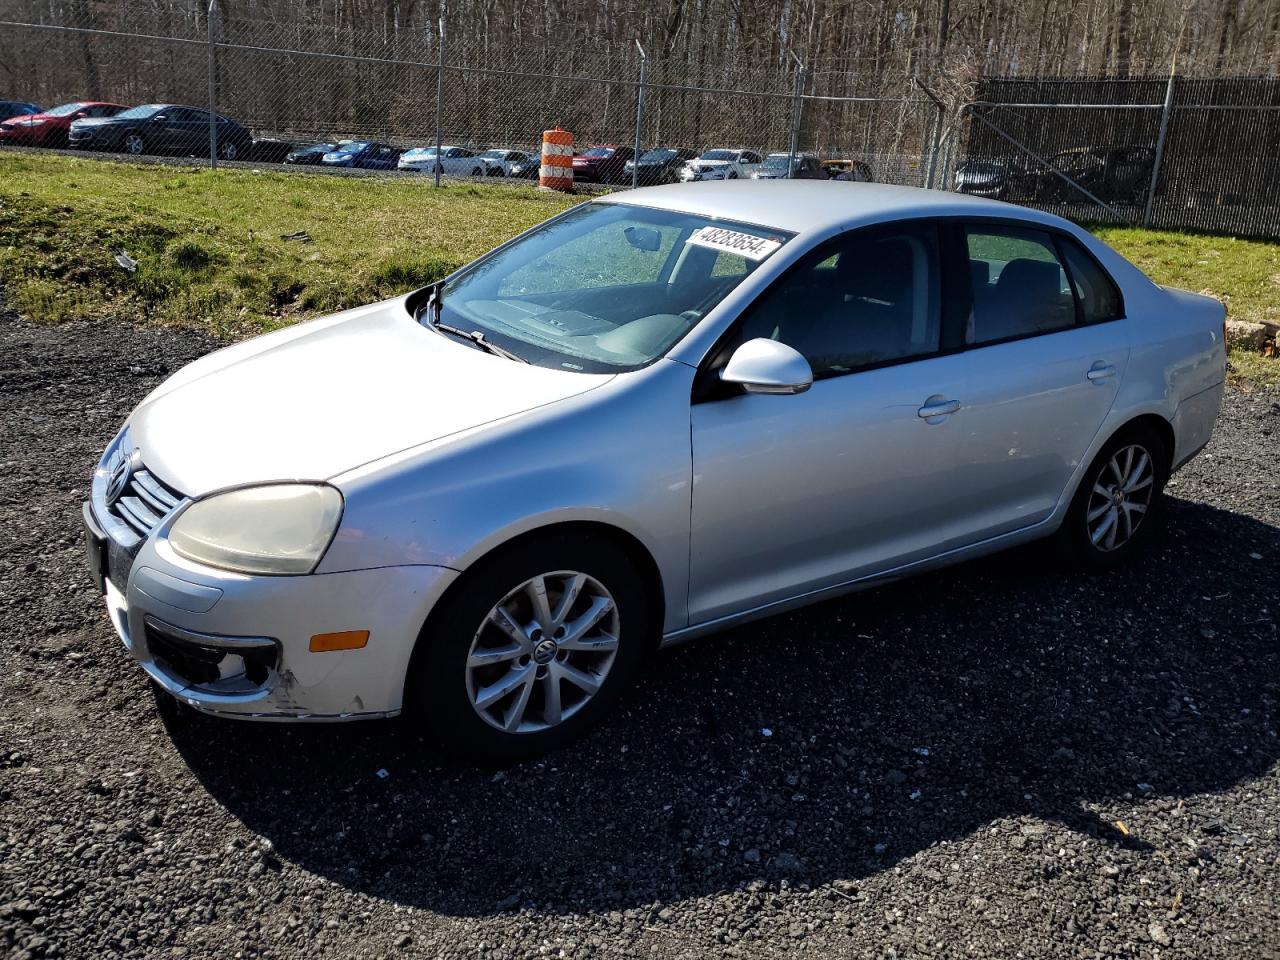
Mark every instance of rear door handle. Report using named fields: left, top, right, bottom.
left=1086, top=363, right=1117, bottom=382
left=918, top=397, right=961, bottom=420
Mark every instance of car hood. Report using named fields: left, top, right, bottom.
left=70, top=116, right=115, bottom=129
left=128, top=298, right=614, bottom=496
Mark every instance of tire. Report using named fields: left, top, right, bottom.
left=471, top=166, right=482, bottom=177
left=727, top=171, right=738, bottom=179
left=122, top=131, right=146, bottom=156
left=406, top=531, right=652, bottom=762
left=218, top=140, right=239, bottom=161
left=1057, top=423, right=1168, bottom=570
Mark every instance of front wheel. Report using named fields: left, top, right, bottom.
left=406, top=532, right=652, bottom=761
left=1057, top=424, right=1167, bottom=570
left=122, top=132, right=146, bottom=155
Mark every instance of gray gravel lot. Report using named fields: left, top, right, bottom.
left=1, top=311, right=1278, bottom=960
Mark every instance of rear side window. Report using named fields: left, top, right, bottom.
left=965, top=226, right=1074, bottom=344
left=1059, top=237, right=1123, bottom=323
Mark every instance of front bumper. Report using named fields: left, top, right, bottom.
left=85, top=496, right=458, bottom=721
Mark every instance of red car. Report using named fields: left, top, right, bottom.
left=570, top=144, right=635, bottom=184
left=0, top=101, right=128, bottom=148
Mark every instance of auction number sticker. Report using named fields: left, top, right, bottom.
left=686, top=226, right=783, bottom=261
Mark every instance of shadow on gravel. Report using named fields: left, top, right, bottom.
left=166, top=496, right=1280, bottom=917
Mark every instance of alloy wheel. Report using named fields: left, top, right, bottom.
left=1086, top=443, right=1155, bottom=552
left=124, top=133, right=144, bottom=155
left=465, top=570, right=620, bottom=734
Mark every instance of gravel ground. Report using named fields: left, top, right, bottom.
left=1, top=310, right=1278, bottom=960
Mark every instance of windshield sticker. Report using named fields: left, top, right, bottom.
left=686, top=226, right=782, bottom=261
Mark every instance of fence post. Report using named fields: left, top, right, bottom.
left=632, top=40, right=647, bottom=189
left=1143, top=69, right=1176, bottom=228
left=787, top=53, right=805, bottom=175
left=206, top=0, right=217, bottom=169
left=433, top=0, right=447, bottom=188
left=914, top=77, right=947, bottom=188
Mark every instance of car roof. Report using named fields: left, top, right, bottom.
left=599, top=180, right=1076, bottom=236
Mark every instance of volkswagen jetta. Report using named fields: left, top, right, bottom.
left=84, top=182, right=1226, bottom=759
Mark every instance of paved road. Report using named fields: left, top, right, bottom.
left=1, top=313, right=1277, bottom=959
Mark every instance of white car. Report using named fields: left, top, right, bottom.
left=397, top=145, right=487, bottom=176
left=678, top=149, right=765, bottom=181
left=477, top=148, right=538, bottom=177
left=84, top=182, right=1225, bottom=760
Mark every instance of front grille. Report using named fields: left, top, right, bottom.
left=108, top=462, right=184, bottom=539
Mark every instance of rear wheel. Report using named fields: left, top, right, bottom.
left=406, top=532, right=652, bottom=761
left=123, top=131, right=146, bottom=155
left=217, top=140, right=239, bottom=161
left=1058, top=424, right=1168, bottom=570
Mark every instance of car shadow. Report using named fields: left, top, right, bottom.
left=165, top=495, right=1279, bottom=917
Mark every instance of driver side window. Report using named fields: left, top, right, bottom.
left=731, top=225, right=942, bottom=377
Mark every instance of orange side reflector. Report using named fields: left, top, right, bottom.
left=309, top=630, right=369, bottom=653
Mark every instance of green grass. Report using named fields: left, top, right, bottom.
left=0, top=153, right=579, bottom=338
left=0, top=152, right=1277, bottom=384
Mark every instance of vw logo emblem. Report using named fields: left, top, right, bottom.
left=532, top=638, right=558, bottom=665
left=104, top=449, right=136, bottom=506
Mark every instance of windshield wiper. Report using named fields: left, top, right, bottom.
left=418, top=291, right=529, bottom=364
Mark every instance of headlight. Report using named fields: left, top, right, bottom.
left=169, top=483, right=343, bottom=575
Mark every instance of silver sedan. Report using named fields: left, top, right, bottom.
left=84, top=182, right=1227, bottom=759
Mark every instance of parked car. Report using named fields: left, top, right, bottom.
left=84, top=182, right=1225, bottom=760
left=319, top=140, right=401, bottom=170
left=954, top=159, right=1015, bottom=198
left=571, top=144, right=635, bottom=184
left=0, top=100, right=40, bottom=122
left=823, top=159, right=875, bottom=182
left=0, top=101, right=126, bottom=148
left=249, top=138, right=295, bottom=163
left=284, top=141, right=339, bottom=165
left=1033, top=146, right=1156, bottom=204
left=397, top=145, right=487, bottom=176
left=477, top=148, right=538, bottom=177
left=678, top=149, right=765, bottom=181
left=624, top=148, right=698, bottom=186
left=751, top=152, right=828, bottom=180
left=68, top=103, right=253, bottom=160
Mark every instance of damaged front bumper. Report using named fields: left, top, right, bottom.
left=87, top=499, right=458, bottom=721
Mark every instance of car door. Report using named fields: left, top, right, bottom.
left=948, top=222, right=1129, bottom=540
left=688, top=221, right=974, bottom=624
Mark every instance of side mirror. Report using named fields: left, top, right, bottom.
left=720, top=338, right=812, bottom=395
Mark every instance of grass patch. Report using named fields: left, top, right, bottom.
left=0, top=153, right=579, bottom=337
left=0, top=152, right=1277, bottom=384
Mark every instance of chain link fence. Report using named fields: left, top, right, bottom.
left=3, top=3, right=1279, bottom=238
left=947, top=75, right=1280, bottom=238
left=0, top=2, right=943, bottom=190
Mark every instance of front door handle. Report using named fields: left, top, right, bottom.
left=918, top=397, right=961, bottom=420
left=1086, top=363, right=1117, bottom=382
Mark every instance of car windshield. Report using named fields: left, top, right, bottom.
left=480, top=150, right=506, bottom=159
left=45, top=102, right=87, bottom=117
left=304, top=142, right=336, bottom=152
left=762, top=154, right=793, bottom=169
left=582, top=147, right=613, bottom=158
left=429, top=203, right=793, bottom=373
left=640, top=149, right=676, bottom=162
left=113, top=104, right=164, bottom=120
left=700, top=150, right=738, bottom=161
left=338, top=141, right=370, bottom=152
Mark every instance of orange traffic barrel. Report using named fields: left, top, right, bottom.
left=539, top=128, right=574, bottom=192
